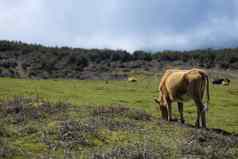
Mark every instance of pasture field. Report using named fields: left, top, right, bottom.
left=0, top=75, right=238, bottom=158
left=0, top=76, right=238, bottom=132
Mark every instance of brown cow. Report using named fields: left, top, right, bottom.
left=154, top=68, right=210, bottom=128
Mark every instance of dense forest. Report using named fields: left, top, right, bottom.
left=0, top=40, right=237, bottom=79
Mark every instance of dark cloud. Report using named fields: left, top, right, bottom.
left=0, top=0, right=237, bottom=52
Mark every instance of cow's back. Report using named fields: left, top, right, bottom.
left=163, top=70, right=189, bottom=101
left=160, top=69, right=207, bottom=102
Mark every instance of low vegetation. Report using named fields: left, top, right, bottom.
left=0, top=97, right=238, bottom=159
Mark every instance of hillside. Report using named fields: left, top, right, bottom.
left=0, top=40, right=238, bottom=79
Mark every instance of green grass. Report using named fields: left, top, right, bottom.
left=0, top=76, right=238, bottom=133
left=0, top=77, right=160, bottom=111
left=0, top=75, right=238, bottom=159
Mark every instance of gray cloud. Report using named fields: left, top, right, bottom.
left=0, top=0, right=237, bottom=52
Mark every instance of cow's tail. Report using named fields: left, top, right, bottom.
left=204, top=74, right=210, bottom=112
left=206, top=76, right=210, bottom=104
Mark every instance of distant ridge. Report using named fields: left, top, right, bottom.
left=0, top=40, right=237, bottom=79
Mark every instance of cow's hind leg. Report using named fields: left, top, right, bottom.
left=201, top=109, right=206, bottom=128
left=194, top=100, right=206, bottom=128
left=190, top=78, right=207, bottom=128
left=195, top=104, right=201, bottom=128
left=177, top=102, right=185, bottom=123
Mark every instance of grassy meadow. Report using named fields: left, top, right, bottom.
left=0, top=75, right=238, bottom=132
left=0, top=74, right=238, bottom=158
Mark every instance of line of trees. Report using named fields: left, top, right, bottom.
left=0, top=40, right=237, bottom=79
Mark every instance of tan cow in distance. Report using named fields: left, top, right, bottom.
left=154, top=68, right=210, bottom=128
left=128, top=77, right=137, bottom=82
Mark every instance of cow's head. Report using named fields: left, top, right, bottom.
left=154, top=95, right=168, bottom=120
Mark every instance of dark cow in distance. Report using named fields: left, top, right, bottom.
left=212, top=78, right=230, bottom=86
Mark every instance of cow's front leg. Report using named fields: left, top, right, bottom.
left=177, top=102, right=185, bottom=123
left=167, top=102, right=175, bottom=121
left=160, top=105, right=168, bottom=120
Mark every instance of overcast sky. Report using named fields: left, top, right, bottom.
left=0, top=0, right=238, bottom=52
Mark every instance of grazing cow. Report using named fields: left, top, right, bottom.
left=128, top=77, right=137, bottom=82
left=154, top=68, right=210, bottom=128
left=212, top=79, right=224, bottom=85
left=212, top=78, right=230, bottom=86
